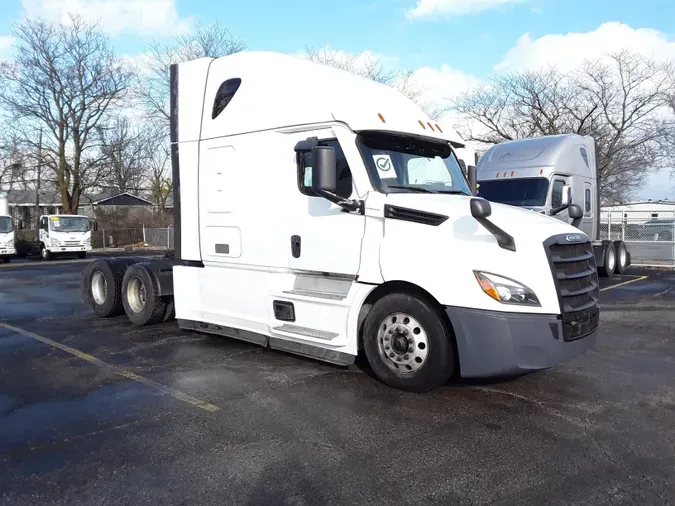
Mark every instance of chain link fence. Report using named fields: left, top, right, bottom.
left=94, top=227, right=174, bottom=249
left=600, top=211, right=675, bottom=267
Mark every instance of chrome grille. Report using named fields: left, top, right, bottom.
left=64, top=241, right=82, bottom=247
left=544, top=235, right=600, bottom=341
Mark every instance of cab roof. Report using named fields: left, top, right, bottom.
left=476, top=134, right=596, bottom=179
left=177, top=51, right=465, bottom=148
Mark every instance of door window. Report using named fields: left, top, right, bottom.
left=585, top=189, right=591, bottom=214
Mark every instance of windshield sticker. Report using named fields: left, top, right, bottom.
left=373, top=154, right=394, bottom=178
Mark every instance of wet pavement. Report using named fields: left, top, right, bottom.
left=0, top=262, right=674, bottom=505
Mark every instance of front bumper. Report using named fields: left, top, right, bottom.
left=50, top=245, right=91, bottom=252
left=0, top=248, right=16, bottom=256
left=445, top=306, right=597, bottom=378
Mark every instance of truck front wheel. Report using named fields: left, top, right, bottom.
left=122, top=264, right=167, bottom=326
left=40, top=245, right=52, bottom=261
left=362, top=292, right=455, bottom=393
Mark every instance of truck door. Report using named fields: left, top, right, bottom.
left=39, top=217, right=49, bottom=245
left=289, top=135, right=366, bottom=276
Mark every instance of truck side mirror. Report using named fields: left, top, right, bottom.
left=568, top=203, right=583, bottom=228
left=562, top=185, right=572, bottom=205
left=468, top=166, right=477, bottom=195
left=311, top=145, right=337, bottom=195
left=470, top=197, right=491, bottom=219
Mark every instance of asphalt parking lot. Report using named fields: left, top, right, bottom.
left=1, top=260, right=674, bottom=505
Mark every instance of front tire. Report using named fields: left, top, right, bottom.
left=363, top=292, right=455, bottom=393
left=40, top=244, right=52, bottom=261
left=122, top=263, right=167, bottom=326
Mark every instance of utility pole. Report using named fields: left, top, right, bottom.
left=35, top=128, right=42, bottom=231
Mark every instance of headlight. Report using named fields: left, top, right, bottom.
left=474, top=271, right=540, bottom=306
left=8, top=238, right=13, bottom=248
left=51, top=238, right=60, bottom=247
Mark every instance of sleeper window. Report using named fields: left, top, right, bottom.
left=297, top=139, right=353, bottom=199
left=585, top=189, right=591, bottom=213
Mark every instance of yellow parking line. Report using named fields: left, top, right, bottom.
left=0, top=322, right=219, bottom=413
left=600, top=275, right=648, bottom=292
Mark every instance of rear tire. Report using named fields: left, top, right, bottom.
left=613, top=241, right=628, bottom=274
left=122, top=263, right=167, bottom=326
left=362, top=292, right=455, bottom=393
left=83, top=258, right=131, bottom=318
left=597, top=242, right=616, bottom=278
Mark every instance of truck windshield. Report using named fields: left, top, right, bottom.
left=357, top=132, right=471, bottom=195
left=477, top=178, right=549, bottom=207
left=0, top=216, right=13, bottom=233
left=49, top=216, right=90, bottom=232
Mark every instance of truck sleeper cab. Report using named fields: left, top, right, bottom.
left=81, top=52, right=599, bottom=392
left=475, top=134, right=630, bottom=278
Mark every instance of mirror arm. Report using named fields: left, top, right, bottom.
left=315, top=188, right=363, bottom=214
left=551, top=204, right=569, bottom=216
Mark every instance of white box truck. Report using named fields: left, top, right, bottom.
left=81, top=52, right=600, bottom=392
left=37, top=214, right=95, bottom=260
left=0, top=192, right=18, bottom=263
left=475, top=134, right=630, bottom=278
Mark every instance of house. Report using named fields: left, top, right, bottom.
left=601, top=199, right=675, bottom=223
left=5, top=189, right=154, bottom=227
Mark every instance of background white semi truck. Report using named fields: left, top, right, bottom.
left=475, top=134, right=630, bottom=278
left=81, top=51, right=600, bottom=392
left=0, top=192, right=18, bottom=263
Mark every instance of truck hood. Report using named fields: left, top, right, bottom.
left=378, top=194, right=587, bottom=314
left=385, top=193, right=583, bottom=242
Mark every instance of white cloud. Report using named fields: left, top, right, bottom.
left=20, top=0, right=192, bottom=36
left=496, top=22, right=675, bottom=72
left=406, top=0, right=526, bottom=19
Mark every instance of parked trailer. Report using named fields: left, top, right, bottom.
left=475, top=134, right=630, bottom=278
left=81, top=51, right=600, bottom=392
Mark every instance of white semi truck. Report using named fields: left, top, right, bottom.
left=475, top=134, right=630, bottom=278
left=81, top=51, right=600, bottom=392
left=0, top=192, right=17, bottom=263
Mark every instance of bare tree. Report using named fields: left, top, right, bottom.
left=304, top=46, right=441, bottom=120
left=137, top=21, right=246, bottom=132
left=96, top=117, right=147, bottom=193
left=0, top=14, right=132, bottom=213
left=453, top=50, right=673, bottom=201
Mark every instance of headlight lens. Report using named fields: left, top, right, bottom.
left=51, top=238, right=60, bottom=247
left=474, top=271, right=540, bottom=306
left=8, top=238, right=14, bottom=248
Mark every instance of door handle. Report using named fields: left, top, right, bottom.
left=291, top=235, right=301, bottom=258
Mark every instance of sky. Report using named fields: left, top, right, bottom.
left=1, top=0, right=674, bottom=200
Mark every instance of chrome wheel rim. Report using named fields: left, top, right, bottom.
left=127, top=277, right=146, bottom=313
left=41, top=247, right=47, bottom=259
left=91, top=271, right=107, bottom=305
left=377, top=312, right=429, bottom=374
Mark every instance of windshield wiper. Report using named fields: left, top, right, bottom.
left=435, top=189, right=471, bottom=196
left=386, top=185, right=436, bottom=194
